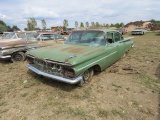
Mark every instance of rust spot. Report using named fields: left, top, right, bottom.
left=61, top=47, right=85, bottom=53
left=0, top=40, right=25, bottom=46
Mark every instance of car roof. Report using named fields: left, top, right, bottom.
left=72, top=29, right=118, bottom=33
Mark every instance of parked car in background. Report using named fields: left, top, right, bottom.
left=60, top=31, right=71, bottom=35
left=116, top=28, right=127, bottom=35
left=26, top=29, right=134, bottom=86
left=131, top=28, right=147, bottom=35
left=37, top=31, right=65, bottom=41
left=0, top=32, right=12, bottom=39
left=0, top=32, right=36, bottom=42
left=0, top=32, right=65, bottom=62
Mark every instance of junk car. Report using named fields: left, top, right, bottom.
left=0, top=32, right=65, bottom=62
left=26, top=29, right=133, bottom=86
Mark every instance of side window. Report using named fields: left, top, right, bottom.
left=107, top=32, right=114, bottom=43
left=114, top=32, right=121, bottom=42
left=68, top=33, right=79, bottom=41
left=55, top=34, right=63, bottom=39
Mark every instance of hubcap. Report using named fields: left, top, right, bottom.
left=14, top=54, right=22, bottom=61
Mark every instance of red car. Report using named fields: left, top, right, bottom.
left=116, top=28, right=127, bottom=35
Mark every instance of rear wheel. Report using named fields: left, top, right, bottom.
left=78, top=68, right=94, bottom=87
left=11, top=52, right=26, bottom=62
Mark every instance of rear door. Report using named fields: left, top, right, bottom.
left=113, top=32, right=126, bottom=58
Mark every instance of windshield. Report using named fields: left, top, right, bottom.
left=17, top=33, right=26, bottom=39
left=26, top=33, right=38, bottom=40
left=5, top=32, right=17, bottom=39
left=65, top=31, right=106, bottom=46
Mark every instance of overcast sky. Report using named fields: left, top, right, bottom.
left=0, top=0, right=160, bottom=30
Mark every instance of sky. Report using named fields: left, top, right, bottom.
left=0, top=0, right=160, bottom=30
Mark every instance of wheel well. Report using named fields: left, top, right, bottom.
left=92, top=65, right=101, bottom=72
left=12, top=51, right=26, bottom=55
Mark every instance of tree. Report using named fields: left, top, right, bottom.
left=63, top=19, right=69, bottom=31
left=91, top=22, right=95, bottom=26
left=27, top=18, right=37, bottom=31
left=0, top=20, right=7, bottom=26
left=12, top=25, right=20, bottom=31
left=96, top=22, right=100, bottom=27
left=75, top=21, right=78, bottom=28
left=120, top=23, right=124, bottom=28
left=41, top=19, right=47, bottom=30
left=80, top=22, right=84, bottom=27
left=0, top=24, right=7, bottom=32
left=7, top=26, right=13, bottom=32
left=106, top=24, right=109, bottom=28
left=85, top=22, right=89, bottom=27
left=0, top=20, right=7, bottom=32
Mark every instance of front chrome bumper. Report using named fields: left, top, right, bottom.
left=0, top=55, right=11, bottom=59
left=26, top=64, right=83, bottom=84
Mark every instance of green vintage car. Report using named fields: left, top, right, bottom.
left=26, top=29, right=133, bottom=86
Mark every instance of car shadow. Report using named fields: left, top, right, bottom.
left=27, top=70, right=79, bottom=91
left=0, top=60, right=12, bottom=64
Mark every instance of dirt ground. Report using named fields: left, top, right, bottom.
left=0, top=32, right=160, bottom=120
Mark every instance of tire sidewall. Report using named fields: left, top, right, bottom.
left=11, top=52, right=26, bottom=62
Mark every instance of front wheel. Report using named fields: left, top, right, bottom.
left=11, top=52, right=26, bottom=62
left=78, top=68, right=94, bottom=87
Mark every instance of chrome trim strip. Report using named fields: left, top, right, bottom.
left=26, top=64, right=82, bottom=84
left=0, top=55, right=11, bottom=59
left=77, top=51, right=117, bottom=71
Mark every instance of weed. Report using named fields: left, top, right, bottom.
left=138, top=107, right=155, bottom=116
left=112, top=83, right=122, bottom=88
left=111, top=109, right=124, bottom=117
left=23, top=81, right=36, bottom=88
left=20, top=92, right=28, bottom=97
left=132, top=100, right=139, bottom=108
left=98, top=109, right=109, bottom=118
left=73, top=108, right=86, bottom=116
left=138, top=73, right=160, bottom=93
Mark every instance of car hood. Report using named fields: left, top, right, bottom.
left=27, top=44, right=105, bottom=66
left=132, top=29, right=144, bottom=32
left=0, top=39, right=26, bottom=49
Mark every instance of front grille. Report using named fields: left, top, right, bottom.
left=27, top=55, right=75, bottom=78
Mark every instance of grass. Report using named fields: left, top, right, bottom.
left=0, top=33, right=159, bottom=119
left=132, top=100, right=139, bottom=108
left=98, top=109, right=109, bottom=118
left=111, top=109, right=125, bottom=117
left=138, top=73, right=160, bottom=93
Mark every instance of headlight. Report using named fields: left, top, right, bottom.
left=26, top=54, right=35, bottom=64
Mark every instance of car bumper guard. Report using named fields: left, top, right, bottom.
left=26, top=64, right=83, bottom=84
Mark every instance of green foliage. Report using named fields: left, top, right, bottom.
left=80, top=22, right=84, bottom=27
left=41, top=19, right=47, bottom=30
left=91, top=22, right=95, bottom=26
left=63, top=19, right=69, bottom=28
left=150, top=19, right=160, bottom=25
left=12, top=25, right=20, bottom=31
left=110, top=22, right=124, bottom=28
left=0, top=20, right=7, bottom=26
left=75, top=21, right=78, bottom=28
left=96, top=22, right=100, bottom=27
left=0, top=24, right=7, bottom=32
left=27, top=18, right=37, bottom=31
left=98, top=109, right=109, bottom=118
left=85, top=21, right=89, bottom=27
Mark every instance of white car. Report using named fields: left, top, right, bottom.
left=131, top=28, right=147, bottom=35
